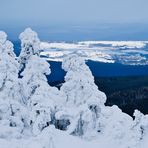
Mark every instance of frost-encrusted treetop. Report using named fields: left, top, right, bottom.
left=0, top=31, right=19, bottom=101
left=61, top=54, right=107, bottom=107
left=19, top=28, right=40, bottom=53
left=62, top=54, right=87, bottom=72
left=0, top=31, right=18, bottom=80
left=18, top=28, right=40, bottom=70
left=0, top=31, right=16, bottom=56
left=0, top=31, right=18, bottom=76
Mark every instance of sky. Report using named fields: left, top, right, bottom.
left=0, top=0, right=148, bottom=40
left=0, top=0, right=148, bottom=25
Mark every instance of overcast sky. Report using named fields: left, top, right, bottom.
left=1, top=0, right=148, bottom=41
left=0, top=0, right=148, bottom=26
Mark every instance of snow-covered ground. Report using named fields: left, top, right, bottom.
left=0, top=127, right=118, bottom=148
left=40, top=41, right=148, bottom=65
left=0, top=122, right=148, bottom=148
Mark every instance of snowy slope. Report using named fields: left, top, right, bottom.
left=0, top=128, right=120, bottom=148
left=0, top=125, right=147, bottom=148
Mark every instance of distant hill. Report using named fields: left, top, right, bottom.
left=95, top=76, right=148, bottom=116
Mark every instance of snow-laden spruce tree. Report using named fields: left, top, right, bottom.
left=22, top=55, right=65, bottom=135
left=19, top=29, right=65, bottom=135
left=58, top=54, right=107, bottom=137
left=21, top=55, right=50, bottom=135
left=61, top=54, right=106, bottom=108
left=18, top=28, right=40, bottom=71
left=0, top=31, right=28, bottom=138
left=21, top=55, right=50, bottom=103
left=18, top=28, right=41, bottom=104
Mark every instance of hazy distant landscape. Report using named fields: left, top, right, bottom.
left=1, top=0, right=148, bottom=147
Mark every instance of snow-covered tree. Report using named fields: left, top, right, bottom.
left=21, top=55, right=51, bottom=135
left=18, top=28, right=66, bottom=135
left=0, top=31, right=19, bottom=100
left=58, top=54, right=107, bottom=137
left=22, top=55, right=65, bottom=135
left=18, top=28, right=40, bottom=71
left=61, top=54, right=106, bottom=107
left=0, top=31, right=28, bottom=138
left=21, top=55, right=50, bottom=103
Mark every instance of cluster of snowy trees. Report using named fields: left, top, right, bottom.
left=0, top=28, right=148, bottom=147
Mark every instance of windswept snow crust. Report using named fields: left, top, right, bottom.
left=0, top=28, right=148, bottom=148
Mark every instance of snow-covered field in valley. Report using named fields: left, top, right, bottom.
left=40, top=41, right=148, bottom=65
